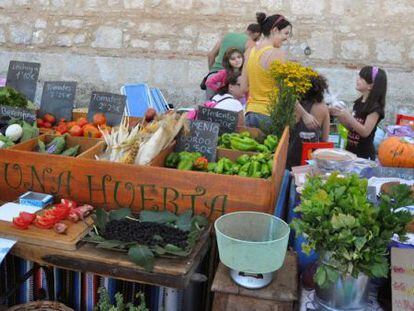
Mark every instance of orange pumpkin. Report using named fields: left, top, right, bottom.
left=378, top=137, right=414, bottom=168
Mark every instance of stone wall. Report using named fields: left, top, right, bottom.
left=0, top=0, right=413, bottom=121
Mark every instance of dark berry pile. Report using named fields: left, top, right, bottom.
left=103, top=219, right=189, bottom=249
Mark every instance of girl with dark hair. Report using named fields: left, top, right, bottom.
left=330, top=66, right=387, bottom=160
left=240, top=12, right=320, bottom=131
left=287, top=74, right=331, bottom=168
left=206, top=47, right=244, bottom=94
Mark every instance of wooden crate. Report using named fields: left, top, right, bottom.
left=0, top=128, right=289, bottom=221
left=9, top=134, right=105, bottom=158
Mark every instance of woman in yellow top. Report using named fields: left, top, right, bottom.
left=241, top=12, right=320, bottom=130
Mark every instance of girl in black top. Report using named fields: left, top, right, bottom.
left=330, top=66, right=387, bottom=160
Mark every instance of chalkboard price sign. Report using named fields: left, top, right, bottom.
left=175, top=120, right=220, bottom=162
left=197, top=106, right=239, bottom=134
left=6, top=61, right=41, bottom=102
left=0, top=105, right=36, bottom=123
left=40, top=81, right=77, bottom=121
left=87, top=91, right=126, bottom=126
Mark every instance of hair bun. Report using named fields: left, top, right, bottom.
left=256, top=12, right=267, bottom=25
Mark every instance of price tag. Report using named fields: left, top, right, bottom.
left=175, top=120, right=220, bottom=162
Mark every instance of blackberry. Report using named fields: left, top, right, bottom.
left=102, top=219, right=189, bottom=249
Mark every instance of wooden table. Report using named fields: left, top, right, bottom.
left=9, top=227, right=211, bottom=290
left=211, top=251, right=298, bottom=311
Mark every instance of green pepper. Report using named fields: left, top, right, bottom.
left=231, top=164, right=241, bottom=175
left=239, top=131, right=251, bottom=138
left=177, top=159, right=193, bottom=170
left=165, top=152, right=180, bottom=168
left=267, top=159, right=273, bottom=171
left=236, top=154, right=250, bottom=165
left=219, top=133, right=232, bottom=148
left=215, top=159, right=225, bottom=174
left=222, top=158, right=233, bottom=173
left=256, top=144, right=270, bottom=153
left=207, top=162, right=216, bottom=172
left=248, top=160, right=262, bottom=178
left=255, top=153, right=268, bottom=163
left=37, top=140, right=46, bottom=153
left=238, top=162, right=251, bottom=177
left=61, top=145, right=80, bottom=157
left=178, top=151, right=194, bottom=160
left=261, top=163, right=271, bottom=178
left=264, top=135, right=278, bottom=152
left=46, top=135, right=66, bottom=154
left=230, top=136, right=258, bottom=151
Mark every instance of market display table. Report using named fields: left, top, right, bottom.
left=211, top=251, right=298, bottom=311
left=9, top=227, right=211, bottom=291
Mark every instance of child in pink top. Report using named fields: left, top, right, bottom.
left=206, top=47, right=244, bottom=92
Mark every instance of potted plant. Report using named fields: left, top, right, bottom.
left=291, top=173, right=413, bottom=310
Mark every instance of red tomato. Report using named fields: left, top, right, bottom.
left=77, top=117, right=88, bottom=127
left=57, top=124, right=68, bottom=134
left=43, top=113, right=56, bottom=125
left=93, top=113, right=106, bottom=126
left=60, top=199, right=77, bottom=208
left=34, top=215, right=57, bottom=229
left=36, top=118, right=44, bottom=127
left=43, top=121, right=52, bottom=129
left=18, top=212, right=36, bottom=224
left=13, top=217, right=30, bottom=229
left=69, top=125, right=83, bottom=137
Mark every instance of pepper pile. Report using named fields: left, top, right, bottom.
left=165, top=151, right=208, bottom=171
left=35, top=134, right=80, bottom=157
left=12, top=198, right=94, bottom=234
left=208, top=153, right=273, bottom=178
left=218, top=131, right=279, bottom=153
left=165, top=151, right=273, bottom=179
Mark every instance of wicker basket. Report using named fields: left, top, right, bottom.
left=7, top=301, right=74, bottom=311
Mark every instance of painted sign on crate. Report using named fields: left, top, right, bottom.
left=175, top=120, right=220, bottom=162
left=87, top=92, right=126, bottom=126
left=197, top=106, right=238, bottom=134
left=6, top=61, right=41, bottom=102
left=40, top=81, right=77, bottom=121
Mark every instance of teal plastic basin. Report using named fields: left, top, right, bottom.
left=214, top=212, right=290, bottom=274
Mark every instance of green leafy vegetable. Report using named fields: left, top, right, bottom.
left=109, top=208, right=132, bottom=221
left=128, top=245, right=154, bottom=271
left=291, top=173, right=413, bottom=288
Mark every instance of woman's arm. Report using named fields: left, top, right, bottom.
left=205, top=70, right=226, bottom=91
left=207, top=40, right=221, bottom=70
left=330, top=108, right=379, bottom=138
left=322, top=109, right=330, bottom=142
left=240, top=48, right=252, bottom=94
left=311, top=102, right=330, bottom=141
left=296, top=102, right=320, bottom=129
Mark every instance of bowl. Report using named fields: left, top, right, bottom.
left=214, top=212, right=290, bottom=274
left=312, top=148, right=356, bottom=171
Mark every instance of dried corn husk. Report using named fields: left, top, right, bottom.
left=135, top=113, right=188, bottom=165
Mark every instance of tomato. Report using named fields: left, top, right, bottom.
left=66, top=121, right=77, bottom=129
left=83, top=125, right=101, bottom=138
left=60, top=199, right=77, bottom=208
left=13, top=217, right=30, bottom=229
left=69, top=125, right=83, bottom=137
left=93, top=113, right=106, bottom=126
left=57, top=124, right=68, bottom=134
left=36, top=118, right=44, bottom=127
left=34, top=215, right=56, bottom=229
left=43, top=113, right=56, bottom=125
left=77, top=117, right=88, bottom=128
left=19, top=212, right=36, bottom=223
left=99, top=124, right=111, bottom=133
left=43, top=121, right=52, bottom=129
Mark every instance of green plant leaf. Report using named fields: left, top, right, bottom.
left=83, top=234, right=106, bottom=244
left=314, top=266, right=327, bottom=288
left=139, top=210, right=177, bottom=224
left=164, top=244, right=189, bottom=256
left=153, top=245, right=166, bottom=255
left=128, top=245, right=155, bottom=271
left=94, top=208, right=108, bottom=234
left=370, top=262, right=388, bottom=278
left=96, top=239, right=126, bottom=250
left=108, top=208, right=132, bottom=221
left=176, top=209, right=193, bottom=231
left=191, top=215, right=208, bottom=231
